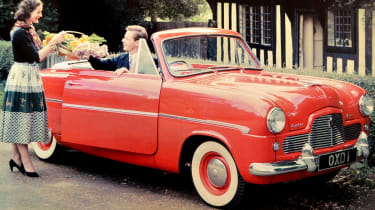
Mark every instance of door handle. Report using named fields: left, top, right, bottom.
left=67, top=80, right=81, bottom=86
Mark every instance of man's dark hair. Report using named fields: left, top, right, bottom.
left=126, top=25, right=148, bottom=41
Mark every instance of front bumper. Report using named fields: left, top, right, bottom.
left=249, top=132, right=369, bottom=176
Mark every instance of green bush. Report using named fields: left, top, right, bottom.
left=265, top=67, right=375, bottom=166
left=0, top=40, right=13, bottom=79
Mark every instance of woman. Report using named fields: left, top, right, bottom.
left=0, top=0, right=65, bottom=177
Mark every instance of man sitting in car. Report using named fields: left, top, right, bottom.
left=88, top=25, right=148, bottom=76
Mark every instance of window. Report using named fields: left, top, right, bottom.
left=135, top=39, right=159, bottom=75
left=239, top=5, right=273, bottom=47
left=327, top=9, right=355, bottom=52
left=162, top=36, right=259, bottom=77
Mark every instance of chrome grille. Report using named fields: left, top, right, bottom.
left=344, top=123, right=361, bottom=140
left=282, top=114, right=360, bottom=154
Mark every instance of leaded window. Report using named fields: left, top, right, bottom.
left=239, top=5, right=273, bottom=47
left=327, top=9, right=354, bottom=49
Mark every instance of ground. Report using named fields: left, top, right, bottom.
left=1, top=142, right=374, bottom=209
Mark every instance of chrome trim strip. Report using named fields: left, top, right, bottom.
left=62, top=103, right=249, bottom=133
left=159, top=113, right=250, bottom=134
left=63, top=103, right=158, bottom=117
left=46, top=98, right=63, bottom=103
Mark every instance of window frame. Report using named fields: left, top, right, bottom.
left=238, top=4, right=275, bottom=50
left=325, top=8, right=356, bottom=54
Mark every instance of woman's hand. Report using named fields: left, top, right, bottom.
left=49, top=31, right=66, bottom=46
left=47, top=31, right=66, bottom=53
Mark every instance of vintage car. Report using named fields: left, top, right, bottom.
left=34, top=28, right=373, bottom=208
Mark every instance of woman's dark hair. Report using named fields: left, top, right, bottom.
left=14, top=0, right=43, bottom=21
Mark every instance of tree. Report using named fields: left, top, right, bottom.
left=36, top=1, right=59, bottom=34
left=0, top=0, right=16, bottom=39
left=0, top=0, right=59, bottom=40
left=139, top=0, right=201, bottom=22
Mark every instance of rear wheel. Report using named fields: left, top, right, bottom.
left=191, top=141, right=245, bottom=208
left=32, top=131, right=62, bottom=161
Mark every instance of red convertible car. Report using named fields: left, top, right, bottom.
left=34, top=28, right=373, bottom=208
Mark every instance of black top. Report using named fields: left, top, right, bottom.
left=11, top=28, right=40, bottom=63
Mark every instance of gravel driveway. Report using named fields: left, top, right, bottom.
left=1, top=142, right=374, bottom=209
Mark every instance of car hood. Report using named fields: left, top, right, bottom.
left=181, top=71, right=365, bottom=131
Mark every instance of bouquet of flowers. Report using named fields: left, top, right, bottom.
left=43, top=31, right=109, bottom=60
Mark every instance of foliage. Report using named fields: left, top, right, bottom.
left=35, top=1, right=59, bottom=33
left=0, top=1, right=16, bottom=32
left=327, top=0, right=375, bottom=8
left=87, top=33, right=107, bottom=44
left=0, top=40, right=13, bottom=79
left=265, top=67, right=375, bottom=167
left=184, top=1, right=212, bottom=22
left=139, top=0, right=201, bottom=21
left=342, top=163, right=375, bottom=189
left=0, top=1, right=59, bottom=40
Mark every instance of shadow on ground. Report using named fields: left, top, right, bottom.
left=43, top=149, right=370, bottom=209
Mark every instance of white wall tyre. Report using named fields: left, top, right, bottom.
left=191, top=141, right=245, bottom=208
left=32, top=131, right=60, bottom=160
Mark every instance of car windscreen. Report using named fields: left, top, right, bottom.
left=162, top=35, right=259, bottom=77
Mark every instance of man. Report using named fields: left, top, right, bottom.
left=88, top=25, right=148, bottom=76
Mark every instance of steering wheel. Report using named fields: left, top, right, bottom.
left=169, top=60, right=193, bottom=71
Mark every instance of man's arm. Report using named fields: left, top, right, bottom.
left=89, top=53, right=130, bottom=71
left=88, top=56, right=117, bottom=70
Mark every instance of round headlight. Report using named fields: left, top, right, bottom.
left=359, top=94, right=374, bottom=116
left=267, top=107, right=286, bottom=134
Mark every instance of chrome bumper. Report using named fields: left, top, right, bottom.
left=249, top=132, right=369, bottom=176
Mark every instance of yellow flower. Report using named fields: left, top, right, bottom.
left=79, top=37, right=87, bottom=43
left=70, top=40, right=79, bottom=48
left=64, top=34, right=75, bottom=40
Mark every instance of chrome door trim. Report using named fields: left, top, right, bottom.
left=159, top=113, right=250, bottom=134
left=46, top=98, right=63, bottom=103
left=63, top=103, right=158, bottom=117
left=62, top=103, right=250, bottom=134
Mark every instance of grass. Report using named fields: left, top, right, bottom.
left=0, top=81, right=3, bottom=107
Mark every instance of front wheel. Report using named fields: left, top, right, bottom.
left=191, top=141, right=245, bottom=208
left=32, top=131, right=62, bottom=161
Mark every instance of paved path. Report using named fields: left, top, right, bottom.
left=1, top=142, right=374, bottom=209
left=0, top=142, right=211, bottom=210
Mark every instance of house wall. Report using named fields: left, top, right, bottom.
left=213, top=1, right=374, bottom=76
left=326, top=9, right=372, bottom=76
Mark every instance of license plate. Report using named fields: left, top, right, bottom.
left=318, top=148, right=357, bottom=171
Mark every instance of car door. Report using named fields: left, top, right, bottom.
left=61, top=39, right=161, bottom=155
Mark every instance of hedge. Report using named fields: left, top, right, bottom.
left=265, top=67, right=375, bottom=166
left=0, top=40, right=13, bottom=80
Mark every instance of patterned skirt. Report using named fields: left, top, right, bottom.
left=0, top=62, right=49, bottom=144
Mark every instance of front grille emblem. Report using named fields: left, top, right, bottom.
left=328, top=116, right=333, bottom=128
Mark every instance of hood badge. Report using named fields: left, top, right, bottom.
left=291, top=122, right=304, bottom=129
left=345, top=113, right=353, bottom=119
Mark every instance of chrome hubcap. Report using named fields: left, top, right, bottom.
left=207, top=158, right=227, bottom=187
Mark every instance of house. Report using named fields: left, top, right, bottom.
left=206, top=0, right=375, bottom=76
